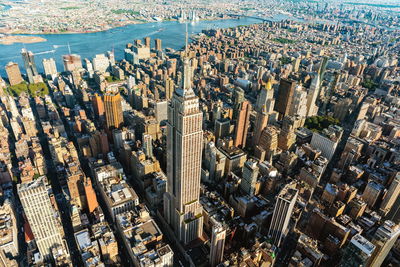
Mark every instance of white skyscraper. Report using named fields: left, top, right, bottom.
left=163, top=57, right=204, bottom=244
left=92, top=54, right=110, bottom=73
left=289, top=84, right=308, bottom=118
left=268, top=183, right=298, bottom=247
left=210, top=221, right=226, bottom=267
left=306, top=73, right=321, bottom=117
left=42, top=58, right=57, bottom=79
left=18, top=177, right=69, bottom=260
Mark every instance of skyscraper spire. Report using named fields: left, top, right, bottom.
left=185, top=22, right=188, bottom=56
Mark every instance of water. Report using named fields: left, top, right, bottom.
left=0, top=18, right=265, bottom=77
left=0, top=4, right=11, bottom=11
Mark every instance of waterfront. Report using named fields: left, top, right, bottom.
left=0, top=17, right=265, bottom=76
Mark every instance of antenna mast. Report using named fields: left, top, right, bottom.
left=185, top=22, right=188, bottom=55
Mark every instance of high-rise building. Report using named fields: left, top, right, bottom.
left=274, top=79, right=296, bottom=119
left=210, top=221, right=226, bottom=267
left=104, top=91, right=124, bottom=130
left=306, top=73, right=320, bottom=117
left=204, top=142, right=226, bottom=182
left=310, top=125, right=343, bottom=161
left=164, top=78, right=174, bottom=100
left=133, top=44, right=151, bottom=60
left=5, top=62, right=23, bottom=86
left=339, top=234, right=375, bottom=267
left=92, top=93, right=105, bottom=118
left=234, top=101, right=251, bottom=148
left=214, top=118, right=230, bottom=142
left=155, top=38, right=162, bottom=51
left=256, top=125, right=279, bottom=161
left=362, top=181, right=385, bottom=208
left=163, top=57, right=204, bottom=244
left=289, top=84, right=308, bottom=120
left=368, top=221, right=400, bottom=267
left=240, top=159, right=259, bottom=196
left=380, top=173, right=400, bottom=215
left=253, top=105, right=268, bottom=146
left=21, top=48, right=39, bottom=84
left=18, top=177, right=69, bottom=260
left=144, top=36, right=151, bottom=48
left=268, top=183, right=298, bottom=247
left=63, top=54, right=82, bottom=72
left=255, top=79, right=274, bottom=113
left=93, top=54, right=110, bottom=73
left=107, top=50, right=115, bottom=66
left=83, top=58, right=94, bottom=74
left=142, top=133, right=153, bottom=158
left=42, top=58, right=58, bottom=79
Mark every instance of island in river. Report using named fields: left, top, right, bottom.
left=0, top=35, right=47, bottom=45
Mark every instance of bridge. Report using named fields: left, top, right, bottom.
left=241, top=15, right=276, bottom=23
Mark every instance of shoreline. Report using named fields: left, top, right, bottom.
left=0, top=35, right=47, bottom=45
left=0, top=17, right=241, bottom=36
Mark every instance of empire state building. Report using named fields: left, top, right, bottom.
left=163, top=57, right=204, bottom=244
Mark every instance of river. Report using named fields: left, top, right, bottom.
left=0, top=17, right=267, bottom=77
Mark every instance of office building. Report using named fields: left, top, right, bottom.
left=165, top=78, right=174, bottom=100
left=155, top=100, right=168, bottom=123
left=369, top=221, right=400, bottom=267
left=256, top=125, right=279, bottom=161
left=116, top=208, right=173, bottom=266
left=210, top=222, right=226, bottom=267
left=18, top=177, right=69, bottom=261
left=339, top=234, right=375, bottom=267
left=274, top=79, right=296, bottom=119
left=155, top=38, right=162, bottom=51
left=310, top=125, right=343, bottom=161
left=255, top=79, right=274, bottom=113
left=362, top=181, right=385, bottom=208
left=240, top=159, right=259, bottom=196
left=94, top=163, right=139, bottom=220
left=380, top=173, right=400, bottom=215
left=253, top=105, right=268, bottom=146
left=214, top=118, right=230, bottom=142
left=93, top=54, right=110, bottom=73
left=92, top=93, right=104, bottom=118
left=289, top=84, right=308, bottom=120
left=144, top=36, right=151, bottom=48
left=5, top=62, right=23, bottom=86
left=306, top=73, right=320, bottom=117
left=164, top=57, right=204, bottom=244
left=204, top=142, right=226, bottom=182
left=42, top=58, right=57, bottom=79
left=234, top=101, right=251, bottom=148
left=104, top=91, right=124, bottom=130
left=63, top=54, right=82, bottom=72
left=21, top=48, right=39, bottom=84
left=133, top=44, right=151, bottom=60
left=268, top=184, right=298, bottom=247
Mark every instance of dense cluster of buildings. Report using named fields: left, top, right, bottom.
left=0, top=4, right=399, bottom=266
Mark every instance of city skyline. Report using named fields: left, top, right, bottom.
left=0, top=1, right=399, bottom=266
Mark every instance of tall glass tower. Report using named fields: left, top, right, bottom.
left=21, top=48, right=38, bottom=84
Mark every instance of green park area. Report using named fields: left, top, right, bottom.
left=5, top=82, right=49, bottom=97
left=274, top=37, right=296, bottom=44
left=304, top=115, right=340, bottom=132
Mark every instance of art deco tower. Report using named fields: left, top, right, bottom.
left=163, top=56, right=204, bottom=244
